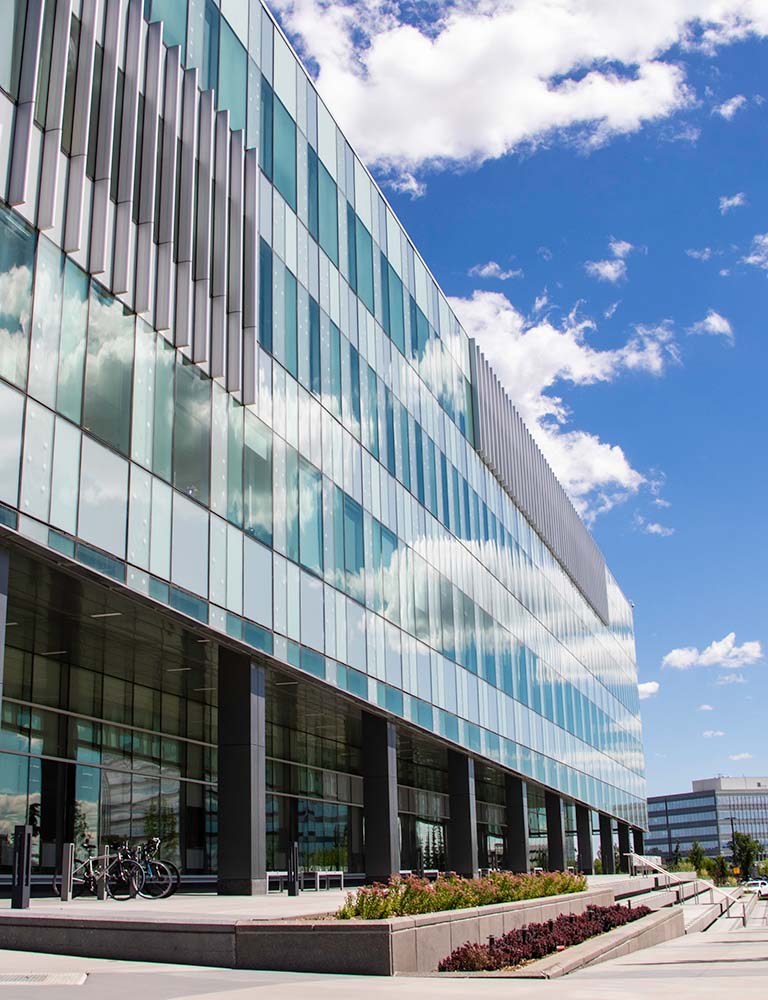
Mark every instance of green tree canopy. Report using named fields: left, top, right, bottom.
left=729, top=831, right=762, bottom=879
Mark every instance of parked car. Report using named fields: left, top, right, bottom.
left=740, top=879, right=768, bottom=894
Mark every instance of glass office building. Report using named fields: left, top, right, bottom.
left=0, top=0, right=646, bottom=890
left=647, top=777, right=768, bottom=863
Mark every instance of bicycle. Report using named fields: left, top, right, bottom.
left=52, top=842, right=145, bottom=900
left=119, top=837, right=181, bottom=899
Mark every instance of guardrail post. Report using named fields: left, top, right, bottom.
left=60, top=843, right=75, bottom=901
left=97, top=846, right=109, bottom=900
left=11, top=824, right=33, bottom=909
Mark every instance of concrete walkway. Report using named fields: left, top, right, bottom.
left=0, top=900, right=765, bottom=998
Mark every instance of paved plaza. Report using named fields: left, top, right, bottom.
left=0, top=898, right=765, bottom=998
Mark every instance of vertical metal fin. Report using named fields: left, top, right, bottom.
left=112, top=0, right=143, bottom=294
left=88, top=0, right=123, bottom=271
left=63, top=0, right=98, bottom=252
left=210, top=109, right=230, bottom=378
left=134, top=18, right=163, bottom=314
left=37, top=0, right=74, bottom=229
left=192, top=89, right=215, bottom=364
left=9, top=0, right=45, bottom=207
left=241, top=146, right=259, bottom=405
left=227, top=130, right=245, bottom=393
left=155, top=44, right=181, bottom=331
left=174, top=66, right=199, bottom=347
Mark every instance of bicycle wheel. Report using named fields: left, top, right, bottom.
left=159, top=859, right=181, bottom=897
left=138, top=860, right=174, bottom=899
left=106, top=860, right=145, bottom=900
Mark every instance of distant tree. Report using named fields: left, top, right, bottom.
left=728, top=831, right=762, bottom=879
left=700, top=856, right=716, bottom=878
left=757, top=860, right=768, bottom=879
left=671, top=842, right=682, bottom=867
left=594, top=854, right=603, bottom=875
left=688, top=841, right=705, bottom=873
left=713, top=855, right=730, bottom=886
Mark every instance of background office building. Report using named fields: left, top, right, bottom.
left=0, top=0, right=646, bottom=891
left=647, top=777, right=768, bottom=863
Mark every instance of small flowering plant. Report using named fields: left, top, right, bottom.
left=336, top=870, right=587, bottom=920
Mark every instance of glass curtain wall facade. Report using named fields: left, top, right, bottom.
left=0, top=0, right=646, bottom=881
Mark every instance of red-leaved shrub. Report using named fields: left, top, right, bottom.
left=438, top=903, right=652, bottom=972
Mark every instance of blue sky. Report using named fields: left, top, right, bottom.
left=270, top=0, right=767, bottom=796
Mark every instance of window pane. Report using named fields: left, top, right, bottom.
left=388, top=265, right=405, bottom=354
left=307, top=146, right=319, bottom=241
left=0, top=204, right=35, bottom=389
left=152, top=334, right=175, bottom=481
left=309, top=296, right=320, bottom=396
left=244, top=411, right=272, bottom=545
left=0, top=0, right=26, bottom=98
left=83, top=283, right=135, bottom=456
left=318, top=161, right=338, bottom=265
left=284, top=268, right=297, bottom=378
left=78, top=436, right=128, bottom=558
left=285, top=445, right=299, bottom=563
left=218, top=18, right=246, bottom=131
left=273, top=96, right=297, bottom=210
left=171, top=492, right=209, bottom=597
left=57, top=259, right=88, bottom=423
left=260, top=76, right=274, bottom=179
left=258, top=238, right=273, bottom=352
left=329, top=322, right=341, bottom=419
left=29, top=236, right=63, bottom=408
left=173, top=357, right=211, bottom=505
left=227, top=397, right=244, bottom=526
left=343, top=494, right=364, bottom=604
left=299, top=459, right=322, bottom=575
left=0, top=380, right=23, bottom=507
left=355, top=218, right=374, bottom=314
left=149, top=0, right=187, bottom=56
left=201, top=0, right=219, bottom=91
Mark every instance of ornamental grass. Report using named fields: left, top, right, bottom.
left=336, top=870, right=587, bottom=920
left=438, top=903, right=652, bottom=972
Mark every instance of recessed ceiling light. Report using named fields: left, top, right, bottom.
left=195, top=638, right=210, bottom=644
left=90, top=612, right=122, bottom=619
left=166, top=667, right=192, bottom=673
left=6, top=622, right=18, bottom=627
left=193, top=686, right=216, bottom=692
left=275, top=681, right=299, bottom=686
left=39, top=650, right=67, bottom=657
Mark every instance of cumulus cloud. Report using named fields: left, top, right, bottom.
left=728, top=752, right=753, bottom=761
left=469, top=260, right=524, bottom=280
left=638, top=681, right=660, bottom=700
left=448, top=289, right=679, bottom=519
left=609, top=239, right=635, bottom=259
left=585, top=258, right=627, bottom=283
left=662, top=633, right=763, bottom=670
left=698, top=703, right=714, bottom=711
left=716, top=672, right=746, bottom=685
left=269, top=0, right=768, bottom=184
left=688, top=309, right=734, bottom=342
left=719, top=191, right=747, bottom=214
left=743, top=233, right=768, bottom=269
left=387, top=171, right=427, bottom=199
left=635, top=514, right=675, bottom=536
left=686, top=247, right=715, bottom=261
left=703, top=729, right=725, bottom=737
left=713, top=94, right=747, bottom=118
left=604, top=301, right=620, bottom=319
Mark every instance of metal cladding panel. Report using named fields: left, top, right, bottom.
left=470, top=341, right=610, bottom=625
left=37, top=0, right=73, bottom=230
left=8, top=0, right=44, bottom=207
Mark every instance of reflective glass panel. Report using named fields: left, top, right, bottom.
left=244, top=411, right=272, bottom=545
left=83, top=284, right=135, bottom=456
left=173, top=357, right=211, bottom=505
left=0, top=204, right=34, bottom=388
left=57, top=259, right=88, bottom=423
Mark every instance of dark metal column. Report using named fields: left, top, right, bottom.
left=362, top=712, right=400, bottom=883
left=617, top=821, right=631, bottom=873
left=502, top=775, right=529, bottom=872
left=633, top=828, right=645, bottom=856
left=576, top=804, right=594, bottom=874
left=0, top=548, right=8, bottom=705
left=217, top=648, right=267, bottom=894
left=447, top=750, right=479, bottom=878
left=599, top=813, right=615, bottom=874
left=545, top=791, right=566, bottom=871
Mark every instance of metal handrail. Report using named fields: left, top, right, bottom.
left=624, top=852, right=747, bottom=926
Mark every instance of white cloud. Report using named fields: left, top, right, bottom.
left=609, top=239, right=634, bottom=259
left=269, top=0, right=768, bottom=182
left=604, top=301, right=620, bottom=319
left=728, top=752, right=753, bottom=761
left=469, top=260, right=524, bottom=281
left=654, top=497, right=671, bottom=508
left=719, top=268, right=731, bottom=277
left=635, top=514, right=675, bottom=536
left=449, top=290, right=679, bottom=519
left=538, top=246, right=553, bottom=261
left=662, top=632, right=763, bottom=670
left=686, top=247, right=714, bottom=261
left=719, top=191, right=747, bottom=214
left=743, top=233, right=768, bottom=269
left=638, top=680, right=660, bottom=700
left=388, top=171, right=426, bottom=199
left=713, top=94, right=747, bottom=118
left=698, top=703, right=714, bottom=711
left=703, top=729, right=726, bottom=737
left=717, top=672, right=746, bottom=685
left=688, top=309, right=734, bottom=342
left=585, top=258, right=627, bottom=283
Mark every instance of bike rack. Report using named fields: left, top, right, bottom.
left=60, top=843, right=75, bottom=902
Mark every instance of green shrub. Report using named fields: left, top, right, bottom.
left=336, top=870, right=587, bottom=920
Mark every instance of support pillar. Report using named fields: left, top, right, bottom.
left=633, top=828, right=645, bottom=856
left=576, top=804, right=594, bottom=874
left=599, top=813, right=615, bottom=874
left=217, top=649, right=266, bottom=894
left=545, top=791, right=566, bottom=871
left=617, top=821, right=631, bottom=873
left=447, top=751, right=478, bottom=877
left=502, top=775, right=529, bottom=872
left=362, top=712, right=400, bottom=883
